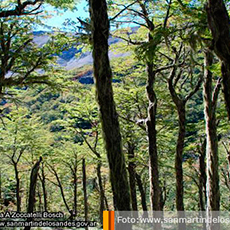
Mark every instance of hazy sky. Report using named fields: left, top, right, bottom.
left=40, top=1, right=88, bottom=31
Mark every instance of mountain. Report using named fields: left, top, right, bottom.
left=33, top=31, right=130, bottom=70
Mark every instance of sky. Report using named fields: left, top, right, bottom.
left=39, top=1, right=89, bottom=31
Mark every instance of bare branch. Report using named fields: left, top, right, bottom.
left=75, top=129, right=101, bottom=159
left=0, top=0, right=43, bottom=18
left=212, top=77, right=222, bottom=105
left=164, top=0, right=172, bottom=28
left=173, top=69, right=183, bottom=88
left=157, top=51, right=173, bottom=62
left=46, top=163, right=71, bottom=213
left=110, top=0, right=139, bottom=21
left=112, top=20, right=148, bottom=28
left=222, top=141, right=229, bottom=155
left=118, top=113, right=146, bottom=131
left=93, top=130, right=99, bottom=151
left=6, top=39, right=32, bottom=73
left=185, top=74, right=203, bottom=102
left=155, top=62, right=184, bottom=74
left=113, top=34, right=144, bottom=45
left=137, top=0, right=154, bottom=30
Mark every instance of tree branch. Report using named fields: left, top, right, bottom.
left=110, top=0, right=139, bottom=21
left=185, top=74, right=203, bottom=102
left=163, top=0, right=172, bottom=28
left=0, top=0, right=43, bottom=18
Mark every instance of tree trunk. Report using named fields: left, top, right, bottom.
left=136, top=173, right=148, bottom=213
left=175, top=102, right=186, bottom=213
left=206, top=0, right=230, bottom=120
left=50, top=164, right=71, bottom=215
left=73, top=165, right=78, bottom=217
left=146, top=64, right=161, bottom=212
left=13, top=162, right=21, bottom=212
left=137, top=0, right=161, bottom=215
left=40, top=163, right=48, bottom=212
left=203, top=49, right=221, bottom=230
left=127, top=142, right=138, bottom=211
left=37, top=183, right=42, bottom=212
left=97, top=162, right=105, bottom=225
left=198, top=139, right=207, bottom=212
left=168, top=73, right=186, bottom=230
left=24, top=157, right=42, bottom=230
left=198, top=139, right=207, bottom=230
left=89, top=0, right=131, bottom=211
left=160, top=180, right=168, bottom=211
left=82, top=159, right=88, bottom=230
left=175, top=103, right=187, bottom=230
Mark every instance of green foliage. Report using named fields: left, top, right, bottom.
left=0, top=0, right=230, bottom=225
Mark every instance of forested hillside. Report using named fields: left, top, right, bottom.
left=0, top=0, right=230, bottom=230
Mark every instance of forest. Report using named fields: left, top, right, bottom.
left=0, top=0, right=230, bottom=230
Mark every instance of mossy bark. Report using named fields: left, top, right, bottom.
left=203, top=50, right=220, bottom=230
left=206, top=0, right=230, bottom=120
left=89, top=0, right=131, bottom=211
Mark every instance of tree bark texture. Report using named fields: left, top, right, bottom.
left=24, top=157, right=42, bottom=230
left=49, top=164, right=71, bottom=215
left=206, top=0, right=230, bottom=120
left=97, top=162, right=105, bottom=225
left=168, top=67, right=187, bottom=230
left=73, top=166, right=78, bottom=216
left=89, top=0, right=131, bottom=211
left=13, top=162, right=21, bottom=212
left=203, top=50, right=220, bottom=230
left=175, top=102, right=186, bottom=213
left=198, top=139, right=207, bottom=212
left=198, top=139, right=207, bottom=230
left=146, top=63, right=161, bottom=212
left=168, top=78, right=186, bottom=213
left=135, top=173, right=148, bottom=212
left=138, top=0, right=161, bottom=212
left=40, top=164, right=48, bottom=212
left=82, top=159, right=88, bottom=230
left=127, top=142, right=138, bottom=211
left=37, top=183, right=42, bottom=211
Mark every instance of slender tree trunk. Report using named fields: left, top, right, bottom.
left=175, top=102, right=186, bottom=213
left=73, top=165, right=77, bottom=216
left=226, top=142, right=230, bottom=169
left=146, top=62, right=162, bottom=230
left=48, top=164, right=71, bottom=216
left=13, top=162, right=21, bottom=212
left=206, top=0, right=230, bottom=120
left=24, top=157, right=42, bottom=230
left=198, top=139, right=207, bottom=230
left=198, top=139, right=207, bottom=212
left=221, top=63, right=230, bottom=120
left=127, top=142, right=138, bottom=211
left=41, top=164, right=48, bottom=212
left=175, top=103, right=187, bottom=230
left=89, top=0, right=131, bottom=211
left=160, top=180, right=168, bottom=211
left=104, top=183, right=109, bottom=211
left=168, top=70, right=187, bottom=230
left=146, top=64, right=161, bottom=212
left=37, top=183, right=42, bottom=211
left=136, top=173, right=148, bottom=213
left=137, top=0, right=161, bottom=216
left=203, top=49, right=221, bottom=230
left=144, top=22, right=161, bottom=213
left=97, top=162, right=105, bottom=225
left=82, top=159, right=88, bottom=230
